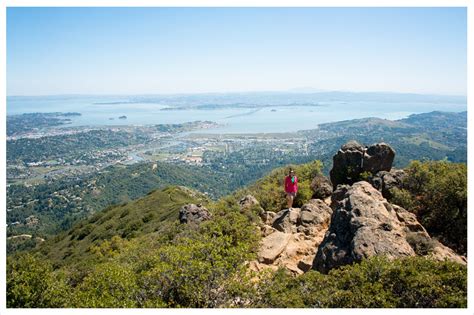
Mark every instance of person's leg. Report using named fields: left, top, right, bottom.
left=288, top=194, right=294, bottom=209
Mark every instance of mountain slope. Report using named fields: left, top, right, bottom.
left=37, top=186, right=209, bottom=267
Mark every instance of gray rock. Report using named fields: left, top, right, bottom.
left=392, top=204, right=427, bottom=234
left=300, top=199, right=333, bottom=229
left=363, top=143, right=395, bottom=174
left=258, top=231, right=292, bottom=264
left=369, top=169, right=406, bottom=198
left=272, top=208, right=301, bottom=233
left=260, top=211, right=277, bottom=226
left=179, top=204, right=212, bottom=224
left=239, top=194, right=262, bottom=213
left=330, top=140, right=366, bottom=187
left=313, top=181, right=415, bottom=273
left=329, top=141, right=396, bottom=187
left=310, top=174, right=333, bottom=199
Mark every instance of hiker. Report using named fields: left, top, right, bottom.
left=284, top=169, right=298, bottom=209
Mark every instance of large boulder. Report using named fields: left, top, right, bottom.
left=369, top=169, right=406, bottom=199
left=363, top=143, right=396, bottom=174
left=239, top=194, right=262, bottom=213
left=329, top=141, right=365, bottom=187
left=298, top=199, right=333, bottom=235
left=310, top=174, right=333, bottom=199
left=313, top=182, right=415, bottom=273
left=179, top=204, right=211, bottom=224
left=258, top=231, right=292, bottom=264
left=272, top=208, right=301, bottom=233
left=329, top=141, right=395, bottom=187
left=313, top=181, right=466, bottom=273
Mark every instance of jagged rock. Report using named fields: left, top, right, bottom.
left=179, top=204, right=211, bottom=224
left=310, top=174, right=333, bottom=199
left=253, top=199, right=333, bottom=274
left=363, top=143, right=396, bottom=174
left=298, top=199, right=333, bottom=234
left=260, top=211, right=277, bottom=226
left=392, top=204, right=427, bottom=233
left=429, top=245, right=467, bottom=265
left=330, top=141, right=365, bottom=187
left=313, top=181, right=466, bottom=273
left=313, top=182, right=415, bottom=273
left=277, top=233, right=325, bottom=275
left=261, top=225, right=277, bottom=237
left=329, top=141, right=395, bottom=187
left=272, top=208, right=301, bottom=233
left=369, top=169, right=406, bottom=198
left=239, top=195, right=263, bottom=213
left=258, top=231, right=292, bottom=264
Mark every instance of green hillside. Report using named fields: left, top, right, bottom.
left=7, top=162, right=228, bottom=239
left=37, top=186, right=210, bottom=267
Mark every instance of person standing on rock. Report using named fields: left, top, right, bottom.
left=284, top=169, right=298, bottom=210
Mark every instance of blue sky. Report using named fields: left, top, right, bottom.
left=7, top=7, right=467, bottom=96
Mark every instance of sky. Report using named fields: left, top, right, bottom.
left=6, top=7, right=467, bottom=96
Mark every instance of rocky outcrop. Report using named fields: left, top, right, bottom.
left=251, top=141, right=465, bottom=276
left=363, top=143, right=396, bottom=174
left=313, top=181, right=466, bottom=273
left=258, top=231, right=292, bottom=264
left=313, top=182, right=415, bottom=273
left=239, top=195, right=264, bottom=214
left=253, top=199, right=333, bottom=275
left=310, top=174, right=333, bottom=199
left=298, top=199, right=333, bottom=235
left=179, top=204, right=211, bottom=224
left=329, top=141, right=395, bottom=187
left=369, top=169, right=406, bottom=198
left=260, top=211, right=277, bottom=226
left=272, top=208, right=301, bottom=233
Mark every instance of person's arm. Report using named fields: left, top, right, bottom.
left=284, top=176, right=288, bottom=192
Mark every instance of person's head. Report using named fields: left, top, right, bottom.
left=289, top=169, right=295, bottom=177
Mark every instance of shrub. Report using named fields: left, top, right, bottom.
left=7, top=254, right=70, bottom=307
left=70, top=262, right=139, bottom=308
left=389, top=161, right=466, bottom=254
left=252, top=256, right=467, bottom=308
left=137, top=234, right=254, bottom=307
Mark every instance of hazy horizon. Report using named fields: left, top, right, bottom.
left=5, top=88, right=468, bottom=98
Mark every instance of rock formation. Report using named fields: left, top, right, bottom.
left=369, top=169, right=406, bottom=198
left=179, top=204, right=212, bottom=224
left=251, top=198, right=333, bottom=275
left=329, top=141, right=395, bottom=187
left=313, top=181, right=466, bottom=273
left=250, top=141, right=465, bottom=276
left=310, top=174, right=333, bottom=200
left=239, top=195, right=264, bottom=214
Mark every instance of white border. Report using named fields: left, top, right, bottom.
left=1, top=1, right=472, bottom=315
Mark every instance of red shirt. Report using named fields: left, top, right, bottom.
left=285, top=175, right=298, bottom=193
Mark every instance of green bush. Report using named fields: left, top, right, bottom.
left=390, top=160, right=466, bottom=254
left=252, top=256, right=467, bottom=308
left=7, top=254, right=70, bottom=307
left=137, top=234, right=254, bottom=307
left=70, top=262, right=140, bottom=308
